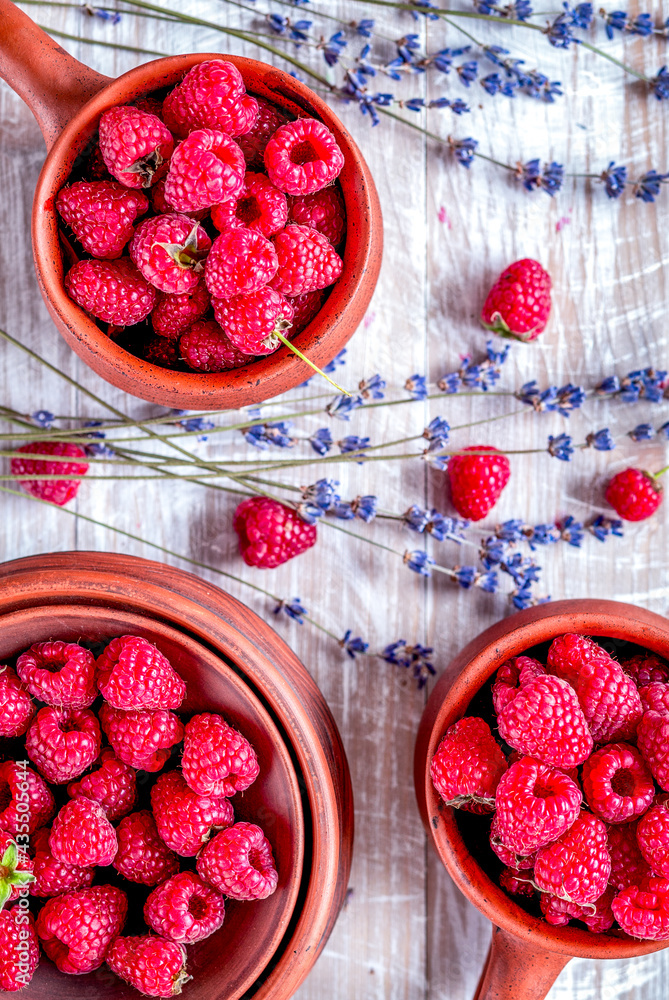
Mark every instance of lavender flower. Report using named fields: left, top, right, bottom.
left=658, top=421, right=669, bottom=439
left=651, top=66, right=669, bottom=100
left=629, top=423, right=655, bottom=441
left=481, top=73, right=518, bottom=97
left=518, top=159, right=564, bottom=195
left=339, top=436, right=371, bottom=457
left=527, top=523, right=562, bottom=547
left=600, top=162, right=628, bottom=198
left=333, top=495, right=378, bottom=522
left=267, top=14, right=312, bottom=41
left=31, top=410, right=55, bottom=428
left=382, top=640, right=435, bottom=688
left=324, top=349, right=347, bottom=374
left=242, top=421, right=294, bottom=449
left=635, top=170, right=669, bottom=202
left=340, top=630, right=369, bottom=658
left=560, top=516, right=584, bottom=547
left=83, top=5, right=121, bottom=23
left=454, top=566, right=499, bottom=592
left=586, top=427, right=615, bottom=451
left=405, top=374, right=428, bottom=400
left=326, top=393, right=364, bottom=419
left=358, top=374, right=386, bottom=400
left=309, top=428, right=333, bottom=455
left=589, top=515, right=624, bottom=542
left=273, top=598, right=308, bottom=624
left=352, top=19, right=375, bottom=38
left=629, top=13, right=654, bottom=35
left=449, top=136, right=478, bottom=168
left=596, top=375, right=621, bottom=395
left=409, top=0, right=440, bottom=19
left=322, top=31, right=347, bottom=66
left=516, top=381, right=585, bottom=415
left=83, top=420, right=115, bottom=457
left=602, top=9, right=628, bottom=38
left=428, top=512, right=469, bottom=542
left=548, top=433, right=574, bottom=461
left=480, top=535, right=508, bottom=568
left=495, top=519, right=525, bottom=541
left=403, top=550, right=434, bottom=576
left=302, top=479, right=340, bottom=512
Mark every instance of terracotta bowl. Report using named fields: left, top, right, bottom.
left=0, top=0, right=383, bottom=409
left=414, top=599, right=669, bottom=1000
left=0, top=551, right=353, bottom=1000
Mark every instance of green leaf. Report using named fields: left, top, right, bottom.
left=1, top=842, right=17, bottom=872
left=0, top=882, right=11, bottom=911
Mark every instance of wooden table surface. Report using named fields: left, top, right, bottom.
left=1, top=2, right=669, bottom=998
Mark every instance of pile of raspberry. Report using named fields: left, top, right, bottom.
left=56, top=59, right=346, bottom=372
left=431, top=634, right=669, bottom=941
left=0, top=634, right=278, bottom=997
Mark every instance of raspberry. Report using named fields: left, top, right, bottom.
left=205, top=228, right=278, bottom=299
left=152, top=283, right=211, bottom=340
left=213, top=288, right=294, bottom=355
left=97, top=634, right=186, bottom=711
left=624, top=653, right=669, bottom=687
left=270, top=224, right=343, bottom=297
left=143, top=335, right=180, bottom=369
left=499, top=867, right=535, bottom=898
left=288, top=288, right=326, bottom=333
left=494, top=757, right=581, bottom=855
left=639, top=682, right=669, bottom=713
left=16, top=639, right=97, bottom=708
left=233, top=496, right=317, bottom=568
left=605, top=467, right=663, bottom=521
left=144, top=871, right=225, bottom=944
left=612, top=878, right=669, bottom=940
left=481, top=258, right=552, bottom=341
left=182, top=713, right=259, bottom=797
left=162, top=59, right=247, bottom=137
left=36, top=884, right=127, bottom=974
left=287, top=185, right=346, bottom=245
left=107, top=935, right=189, bottom=997
left=491, top=656, right=545, bottom=715
left=180, top=319, right=250, bottom=371
left=30, top=826, right=95, bottom=898
left=163, top=129, right=245, bottom=213
left=0, top=762, right=54, bottom=836
left=608, top=821, right=653, bottom=890
left=99, top=105, right=174, bottom=189
left=99, top=703, right=184, bottom=772
left=637, top=797, right=669, bottom=878
left=446, top=446, right=511, bottom=521
left=67, top=748, right=137, bottom=821
left=56, top=180, right=149, bottom=258
left=638, top=710, right=669, bottom=789
left=129, top=214, right=212, bottom=295
left=11, top=441, right=89, bottom=506
left=0, top=907, right=39, bottom=992
left=150, top=769, right=234, bottom=856
left=547, top=633, right=612, bottom=686
left=196, top=822, right=278, bottom=900
left=49, top=796, right=118, bottom=867
left=497, top=673, right=593, bottom=768
left=540, top=886, right=615, bottom=933
left=65, top=257, right=157, bottom=326
left=429, top=717, right=507, bottom=813
left=114, top=810, right=179, bottom=886
left=26, top=706, right=101, bottom=783
left=0, top=665, right=34, bottom=737
left=490, top=815, right=537, bottom=870
left=534, top=811, right=611, bottom=905
left=0, top=833, right=34, bottom=905
left=212, top=171, right=288, bottom=238
left=582, top=743, right=654, bottom=824
left=237, top=97, right=289, bottom=168
left=264, top=118, right=344, bottom=196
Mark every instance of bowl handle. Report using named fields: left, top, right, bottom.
left=473, top=926, right=571, bottom=1000
left=0, top=0, right=111, bottom=150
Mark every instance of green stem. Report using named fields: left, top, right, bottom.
left=273, top=332, right=351, bottom=396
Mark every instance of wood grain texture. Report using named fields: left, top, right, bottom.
left=0, top=2, right=668, bottom=998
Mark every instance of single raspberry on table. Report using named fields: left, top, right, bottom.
left=480, top=258, right=552, bottom=341
left=113, top=810, right=179, bottom=886
left=0, top=907, right=39, bottom=992
left=162, top=59, right=248, bottom=137
left=99, top=703, right=184, bottom=772
left=56, top=180, right=148, bottom=259
left=237, top=96, right=289, bottom=168
left=612, top=878, right=669, bottom=940
left=496, top=673, right=593, bottom=768
left=499, top=867, right=535, bottom=898
left=534, top=811, right=611, bottom=905
left=637, top=796, right=669, bottom=878
left=163, top=129, right=245, bottom=213
left=36, top=884, right=127, bottom=974
left=205, top=228, right=278, bottom=299
left=97, top=634, right=186, bottom=711
left=213, top=288, right=294, bottom=356
left=182, top=712, right=259, bottom=797
left=233, top=496, right=317, bottom=568
left=540, top=886, right=615, bottom=933
left=639, top=682, right=669, bottom=714
left=143, top=335, right=180, bottom=369
left=16, top=639, right=97, bottom=708
left=494, top=757, right=582, bottom=855
left=270, top=224, right=343, bottom=297
left=264, top=118, right=345, bottom=196
left=152, top=282, right=211, bottom=340
left=623, top=653, right=669, bottom=687
left=49, top=796, right=118, bottom=867
left=197, top=822, right=278, bottom=900
left=25, top=706, right=101, bottom=783
left=446, top=446, right=511, bottom=522
left=491, top=656, right=545, bottom=715
left=608, top=821, right=653, bottom=890
left=429, top=717, right=507, bottom=814
left=144, top=871, right=225, bottom=944
left=129, top=214, right=212, bottom=295
left=0, top=832, right=34, bottom=905
left=180, top=319, right=250, bottom=372
left=605, top=467, right=663, bottom=521
left=30, top=826, right=95, bottom=898
left=0, top=761, right=54, bottom=836
left=582, top=743, right=654, bottom=824
left=638, top=710, right=669, bottom=789
left=0, top=666, right=35, bottom=737
left=65, top=257, right=157, bottom=326
left=98, top=105, right=174, bottom=189
left=288, top=288, right=326, bottom=333
left=107, top=934, right=190, bottom=997
left=150, top=769, right=234, bottom=856
left=287, top=186, right=346, bottom=245
left=212, top=171, right=288, bottom=238
left=11, top=441, right=89, bottom=507
left=490, top=815, right=537, bottom=870
left=67, top=747, right=137, bottom=821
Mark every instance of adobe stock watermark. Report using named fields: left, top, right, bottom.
left=6, top=759, right=34, bottom=988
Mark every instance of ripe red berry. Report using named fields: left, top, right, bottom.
left=181, top=712, right=259, bottom=797
left=605, top=467, right=663, bottom=521
left=30, top=827, right=95, bottom=898
left=114, top=810, right=179, bottom=886
left=497, top=673, right=593, bottom=768
left=271, top=224, right=343, bottom=297
left=494, top=757, right=582, bottom=856
left=288, top=288, right=326, bottom=333
left=65, top=257, right=157, bottom=326
left=36, top=884, right=127, bottom=974
left=16, top=639, right=97, bottom=708
left=213, top=288, right=294, bottom=356
left=144, top=871, right=225, bottom=944
left=623, top=653, right=669, bottom=688
left=446, top=446, right=511, bottom=521
left=205, top=228, right=278, bottom=299
left=0, top=762, right=54, bottom=836
left=637, top=796, right=669, bottom=878
left=180, top=319, right=250, bottom=371
left=607, top=820, right=653, bottom=890
left=582, top=743, right=654, bottom=824
left=499, top=867, right=535, bottom=899
left=237, top=96, right=288, bottom=168
left=638, top=709, right=669, bottom=790
left=233, top=496, right=317, bottom=568
left=49, top=796, right=118, bottom=867
left=150, top=769, right=234, bottom=857
left=97, top=634, right=186, bottom=711
left=490, top=815, right=537, bottom=870
left=639, top=682, right=669, bottom=714
left=56, top=180, right=148, bottom=258
left=547, top=633, right=611, bottom=685
left=430, top=717, right=507, bottom=814
left=212, top=171, right=288, bottom=238
left=481, top=258, right=552, bottom=341
left=612, top=878, right=669, bottom=940
left=264, top=119, right=344, bottom=196
left=287, top=186, right=346, bottom=245
left=0, top=665, right=35, bottom=737
left=0, top=907, right=39, bottom=991
left=162, top=59, right=248, bottom=137
left=99, top=105, right=173, bottom=189
left=197, top=821, right=278, bottom=900
left=99, top=703, right=184, bottom=772
left=152, top=283, right=211, bottom=340
left=26, top=706, right=101, bottom=783
left=67, top=747, right=137, bottom=821
left=163, top=129, right=245, bottom=213
left=107, top=934, right=190, bottom=997
left=129, top=214, right=211, bottom=295
left=540, top=886, right=615, bottom=933
left=143, top=336, right=180, bottom=369
left=11, top=441, right=88, bottom=507
left=534, top=811, right=611, bottom=905
left=491, top=656, right=545, bottom=715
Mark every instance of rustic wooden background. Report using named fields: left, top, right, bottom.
left=1, top=1, right=669, bottom=997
